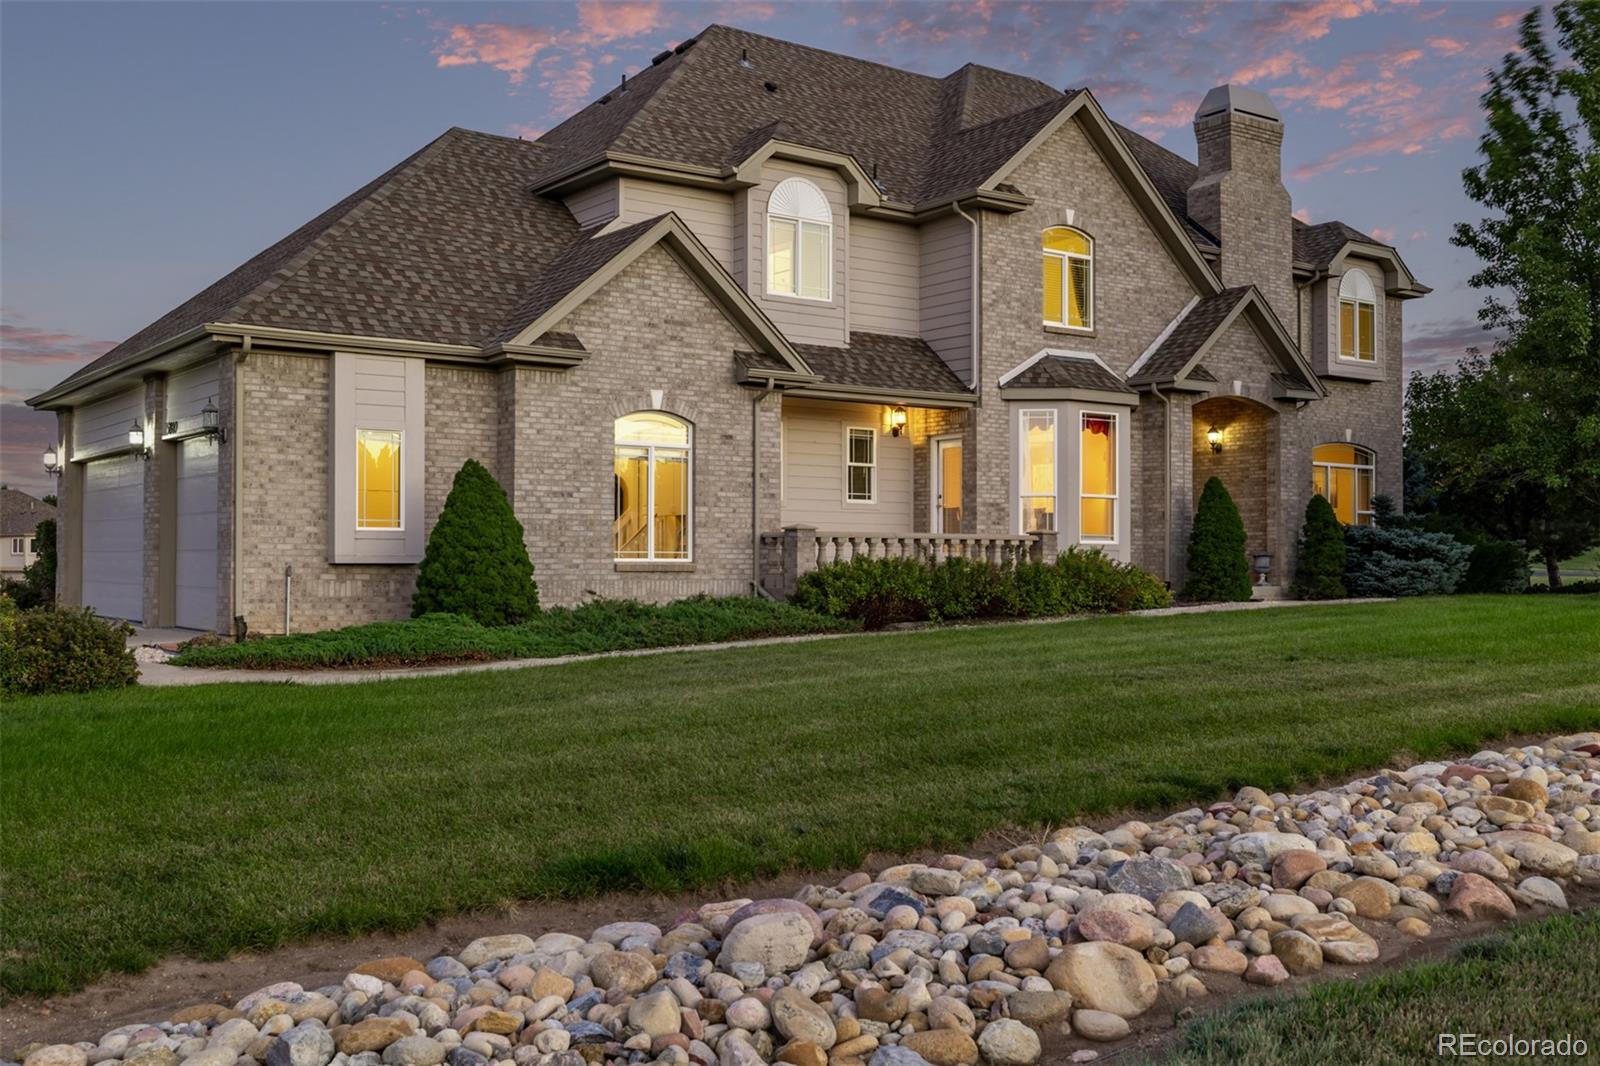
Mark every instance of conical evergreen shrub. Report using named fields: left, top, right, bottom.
left=1291, top=493, right=1347, bottom=599
left=1182, top=476, right=1253, bottom=602
left=412, top=459, right=539, bottom=625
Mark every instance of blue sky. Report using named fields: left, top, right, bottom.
left=0, top=0, right=1527, bottom=496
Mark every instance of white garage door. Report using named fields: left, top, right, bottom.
left=174, top=438, right=219, bottom=630
left=83, top=454, right=144, bottom=621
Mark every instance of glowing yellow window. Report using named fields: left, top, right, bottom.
left=1042, top=227, right=1092, bottom=329
left=357, top=429, right=401, bottom=529
left=1080, top=413, right=1117, bottom=540
left=1312, top=443, right=1375, bottom=525
left=1338, top=270, right=1376, bottom=361
left=1019, top=410, right=1056, bottom=533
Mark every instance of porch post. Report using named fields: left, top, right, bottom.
left=1028, top=529, right=1059, bottom=564
left=781, top=524, right=818, bottom=598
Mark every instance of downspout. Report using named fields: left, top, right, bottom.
left=951, top=200, right=981, bottom=391
left=231, top=339, right=250, bottom=639
left=1151, top=383, right=1173, bottom=584
left=751, top=376, right=779, bottom=599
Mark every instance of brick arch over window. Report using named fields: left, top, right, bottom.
left=1042, top=226, right=1093, bottom=330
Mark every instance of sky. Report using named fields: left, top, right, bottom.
left=0, top=0, right=1532, bottom=497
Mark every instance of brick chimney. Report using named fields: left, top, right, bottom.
left=1186, top=85, right=1294, bottom=327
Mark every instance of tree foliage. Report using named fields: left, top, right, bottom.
left=1291, top=494, right=1348, bottom=600
left=412, top=460, right=539, bottom=625
left=1410, top=2, right=1600, bottom=586
left=1183, top=477, right=1253, bottom=602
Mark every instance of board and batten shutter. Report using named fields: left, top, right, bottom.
left=329, top=352, right=426, bottom=564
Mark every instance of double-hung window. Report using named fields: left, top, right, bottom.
left=767, top=178, right=831, bottom=301
left=845, top=427, right=876, bottom=503
left=614, top=413, right=692, bottom=561
left=1042, top=227, right=1093, bottom=330
left=1019, top=410, right=1056, bottom=533
left=1338, top=270, right=1377, bottom=362
left=1080, top=413, right=1117, bottom=541
left=356, top=429, right=402, bottom=529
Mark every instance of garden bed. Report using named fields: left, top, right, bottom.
left=169, top=597, right=856, bottom=670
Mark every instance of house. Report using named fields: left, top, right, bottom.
left=1, top=488, right=55, bottom=580
left=26, top=26, right=1426, bottom=634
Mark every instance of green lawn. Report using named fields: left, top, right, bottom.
left=3, top=596, right=1598, bottom=999
left=1146, top=910, right=1600, bottom=1065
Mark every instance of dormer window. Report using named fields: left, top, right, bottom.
left=1338, top=270, right=1376, bottom=362
left=1042, top=227, right=1093, bottom=330
left=767, top=178, right=831, bottom=301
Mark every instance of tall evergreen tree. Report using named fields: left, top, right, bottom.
left=412, top=460, right=539, bottom=625
left=1410, top=2, right=1600, bottom=586
left=1291, top=495, right=1347, bottom=600
left=1183, top=477, right=1253, bottom=602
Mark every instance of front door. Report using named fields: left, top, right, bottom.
left=934, top=437, right=963, bottom=533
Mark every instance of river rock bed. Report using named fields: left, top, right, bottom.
left=15, top=733, right=1600, bottom=1066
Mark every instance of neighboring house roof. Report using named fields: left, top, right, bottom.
left=32, top=23, right=1415, bottom=409
left=999, top=353, right=1137, bottom=394
left=1, top=489, right=55, bottom=537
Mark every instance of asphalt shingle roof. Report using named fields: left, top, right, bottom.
left=1001, top=355, right=1136, bottom=393
left=1128, top=289, right=1252, bottom=384
left=792, top=333, right=972, bottom=396
left=1, top=489, right=55, bottom=538
left=44, top=23, right=1395, bottom=401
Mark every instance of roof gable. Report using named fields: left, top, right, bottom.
left=1128, top=287, right=1323, bottom=398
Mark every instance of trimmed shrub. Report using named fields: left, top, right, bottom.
left=0, top=605, right=137, bottom=695
left=791, top=555, right=932, bottom=628
left=1183, top=477, right=1253, bottom=603
left=1291, top=494, right=1347, bottom=600
left=1344, top=525, right=1472, bottom=597
left=1453, top=534, right=1531, bottom=593
left=412, top=459, right=539, bottom=626
left=794, top=549, right=1170, bottom=627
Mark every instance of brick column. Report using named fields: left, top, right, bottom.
left=781, top=524, right=817, bottom=598
left=55, top=410, right=83, bottom=607
left=1028, top=529, right=1058, bottom=563
left=141, top=374, right=173, bottom=626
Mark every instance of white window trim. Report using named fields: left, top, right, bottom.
left=10, top=537, right=23, bottom=555
left=1017, top=408, right=1057, bottom=535
left=766, top=177, right=833, bottom=303
left=930, top=434, right=963, bottom=533
left=614, top=419, right=694, bottom=563
left=843, top=426, right=877, bottom=504
left=1043, top=228, right=1094, bottom=332
left=1337, top=271, right=1377, bottom=363
left=1079, top=410, right=1119, bottom=544
left=355, top=427, right=405, bottom=532
left=1313, top=447, right=1377, bottom=526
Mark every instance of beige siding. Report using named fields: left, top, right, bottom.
left=746, top=160, right=848, bottom=347
left=563, top=180, right=620, bottom=229
left=849, top=217, right=920, bottom=336
left=619, top=179, right=736, bottom=270
left=166, top=360, right=220, bottom=423
left=72, top=385, right=144, bottom=457
left=920, top=215, right=974, bottom=383
left=780, top=399, right=912, bottom=532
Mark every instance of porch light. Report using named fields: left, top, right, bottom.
left=889, top=406, right=908, bottom=437
left=128, top=420, right=150, bottom=459
left=1206, top=425, right=1223, bottom=453
left=42, top=444, right=61, bottom=475
left=201, top=396, right=226, bottom=443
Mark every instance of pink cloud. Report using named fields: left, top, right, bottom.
left=1292, top=110, right=1474, bottom=179
left=1231, top=50, right=1303, bottom=84
left=541, top=56, right=596, bottom=110
left=1369, top=226, right=1396, bottom=242
left=1426, top=36, right=1466, bottom=55
left=508, top=122, right=546, bottom=139
left=434, top=23, right=559, bottom=84
left=1131, top=100, right=1194, bottom=138
left=1251, top=0, right=1377, bottom=43
left=1292, top=207, right=1313, bottom=223
left=1409, top=229, right=1427, bottom=240
left=0, top=322, right=117, bottom=366
left=573, top=0, right=662, bottom=46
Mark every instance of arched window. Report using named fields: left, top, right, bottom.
left=767, top=178, right=831, bottom=301
left=1338, top=270, right=1376, bottom=362
left=1042, top=227, right=1093, bottom=330
left=614, top=412, right=691, bottom=560
left=1312, top=443, right=1375, bottom=525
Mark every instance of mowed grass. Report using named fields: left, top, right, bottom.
left=1147, top=910, right=1600, bottom=1065
left=3, top=596, right=1598, bottom=998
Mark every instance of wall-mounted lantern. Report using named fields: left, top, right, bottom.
left=889, top=406, right=908, bottom=438
left=42, top=444, right=62, bottom=476
left=129, top=420, right=151, bottom=460
left=201, top=397, right=227, bottom=443
left=1206, top=424, right=1223, bottom=453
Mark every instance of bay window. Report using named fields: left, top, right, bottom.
left=1019, top=409, right=1056, bottom=532
left=767, top=178, right=831, bottom=301
left=1080, top=413, right=1117, bottom=541
left=1312, top=443, right=1375, bottom=525
left=614, top=412, right=692, bottom=561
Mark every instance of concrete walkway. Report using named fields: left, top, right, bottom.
left=131, top=596, right=1388, bottom=687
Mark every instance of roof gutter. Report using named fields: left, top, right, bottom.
left=26, top=325, right=212, bottom=409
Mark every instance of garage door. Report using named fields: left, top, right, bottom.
left=82, top=454, right=144, bottom=621
left=174, top=438, right=219, bottom=630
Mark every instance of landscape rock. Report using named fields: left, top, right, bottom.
left=1044, top=943, right=1157, bottom=1019
left=975, top=1021, right=1040, bottom=1066
left=1069, top=1011, right=1129, bottom=1043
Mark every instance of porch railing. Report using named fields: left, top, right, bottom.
left=760, top=525, right=1057, bottom=598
